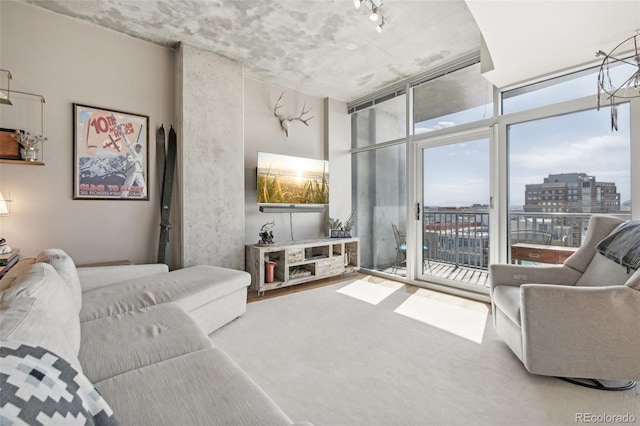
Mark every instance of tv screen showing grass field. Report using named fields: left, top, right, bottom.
left=257, top=152, right=329, bottom=204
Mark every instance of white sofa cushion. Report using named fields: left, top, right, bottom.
left=94, top=348, right=293, bottom=426
left=0, top=258, right=36, bottom=291
left=36, top=249, right=82, bottom=312
left=0, top=263, right=82, bottom=370
left=80, top=265, right=250, bottom=323
left=79, top=303, right=213, bottom=383
left=575, top=253, right=634, bottom=287
left=77, top=264, right=169, bottom=292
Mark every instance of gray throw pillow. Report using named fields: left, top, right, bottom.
left=0, top=339, right=119, bottom=425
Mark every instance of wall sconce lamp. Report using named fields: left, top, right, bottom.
left=0, top=192, right=12, bottom=216
left=0, top=69, right=13, bottom=105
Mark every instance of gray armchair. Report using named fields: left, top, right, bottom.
left=490, top=215, right=640, bottom=390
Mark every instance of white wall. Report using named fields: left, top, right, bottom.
left=243, top=77, right=329, bottom=244
left=0, top=1, right=174, bottom=264
left=326, top=98, right=352, bottom=222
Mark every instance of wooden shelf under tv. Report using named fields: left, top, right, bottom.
left=245, top=237, right=360, bottom=296
left=0, top=159, right=44, bottom=165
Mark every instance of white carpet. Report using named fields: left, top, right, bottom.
left=212, top=279, right=640, bottom=426
left=394, top=288, right=489, bottom=344
left=336, top=279, right=402, bottom=305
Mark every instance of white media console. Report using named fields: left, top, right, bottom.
left=245, top=237, right=360, bottom=295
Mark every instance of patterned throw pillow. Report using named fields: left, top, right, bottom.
left=0, top=340, right=119, bottom=426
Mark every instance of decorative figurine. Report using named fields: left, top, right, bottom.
left=0, top=238, right=11, bottom=254
left=258, top=221, right=275, bottom=244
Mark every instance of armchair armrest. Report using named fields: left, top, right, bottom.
left=78, top=263, right=169, bottom=292
left=489, top=263, right=581, bottom=292
left=520, top=284, right=640, bottom=380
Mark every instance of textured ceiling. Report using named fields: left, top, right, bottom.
left=16, top=0, right=481, bottom=103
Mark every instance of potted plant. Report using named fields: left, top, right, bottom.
left=13, top=131, right=47, bottom=162
left=328, top=211, right=356, bottom=238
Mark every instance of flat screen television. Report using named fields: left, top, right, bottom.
left=257, top=152, right=329, bottom=205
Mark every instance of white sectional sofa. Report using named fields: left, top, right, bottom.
left=0, top=249, right=298, bottom=425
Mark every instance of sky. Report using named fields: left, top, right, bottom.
left=417, top=65, right=632, bottom=209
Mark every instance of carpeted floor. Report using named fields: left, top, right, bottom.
left=211, top=277, right=639, bottom=426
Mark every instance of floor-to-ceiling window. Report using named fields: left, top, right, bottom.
left=502, top=66, right=633, bottom=264
left=349, top=54, right=637, bottom=298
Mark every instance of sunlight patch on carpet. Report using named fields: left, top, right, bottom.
left=394, top=289, right=489, bottom=343
left=336, top=279, right=402, bottom=305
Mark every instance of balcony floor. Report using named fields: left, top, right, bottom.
left=426, top=261, right=490, bottom=288
left=387, top=261, right=490, bottom=289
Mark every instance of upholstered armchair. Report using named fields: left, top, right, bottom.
left=490, top=215, right=640, bottom=390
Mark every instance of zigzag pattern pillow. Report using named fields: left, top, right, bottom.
left=0, top=340, right=119, bottom=426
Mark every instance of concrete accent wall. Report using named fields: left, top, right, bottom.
left=0, top=1, right=173, bottom=264
left=177, top=44, right=244, bottom=270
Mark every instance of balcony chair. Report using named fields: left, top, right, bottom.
left=490, top=215, right=640, bottom=390
left=392, top=224, right=430, bottom=274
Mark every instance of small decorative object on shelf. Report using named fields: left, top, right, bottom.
left=0, top=245, right=20, bottom=278
left=328, top=211, right=356, bottom=238
left=13, top=131, right=47, bottom=162
left=0, top=237, right=12, bottom=255
left=258, top=221, right=275, bottom=245
left=264, top=261, right=277, bottom=283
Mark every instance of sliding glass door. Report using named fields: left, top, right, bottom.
left=416, top=132, right=491, bottom=291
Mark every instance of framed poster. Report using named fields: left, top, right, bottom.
left=73, top=104, right=149, bottom=200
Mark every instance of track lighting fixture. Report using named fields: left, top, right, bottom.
left=353, top=0, right=385, bottom=33
left=370, top=5, right=379, bottom=21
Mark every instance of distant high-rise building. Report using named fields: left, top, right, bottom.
left=524, top=173, right=620, bottom=213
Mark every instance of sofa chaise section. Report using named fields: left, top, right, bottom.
left=79, top=302, right=214, bottom=383
left=94, top=348, right=294, bottom=426
left=80, top=264, right=251, bottom=335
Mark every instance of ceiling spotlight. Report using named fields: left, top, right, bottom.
left=353, top=0, right=386, bottom=32
left=370, top=5, right=379, bottom=21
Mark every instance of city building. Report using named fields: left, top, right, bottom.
left=524, top=172, right=620, bottom=214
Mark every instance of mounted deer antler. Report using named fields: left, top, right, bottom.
left=273, top=91, right=313, bottom=138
